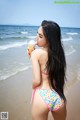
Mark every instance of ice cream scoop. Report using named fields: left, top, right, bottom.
left=27, top=40, right=36, bottom=56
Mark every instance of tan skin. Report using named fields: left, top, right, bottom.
left=28, top=26, right=67, bottom=120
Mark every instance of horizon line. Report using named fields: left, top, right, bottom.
left=0, top=24, right=80, bottom=29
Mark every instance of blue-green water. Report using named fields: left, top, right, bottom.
left=0, top=25, right=80, bottom=80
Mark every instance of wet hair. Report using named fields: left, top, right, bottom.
left=41, top=20, right=66, bottom=101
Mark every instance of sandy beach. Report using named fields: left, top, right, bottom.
left=0, top=69, right=32, bottom=120
left=48, top=81, right=80, bottom=120
left=0, top=46, right=80, bottom=120
left=0, top=52, right=80, bottom=120
left=0, top=70, right=80, bottom=120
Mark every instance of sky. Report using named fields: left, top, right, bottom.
left=0, top=0, right=80, bottom=27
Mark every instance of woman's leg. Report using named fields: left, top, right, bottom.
left=32, top=90, right=49, bottom=120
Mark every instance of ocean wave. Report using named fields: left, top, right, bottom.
left=66, top=32, right=78, bottom=35
left=0, top=36, right=28, bottom=40
left=62, top=37, right=73, bottom=41
left=0, top=41, right=27, bottom=50
left=21, top=31, right=28, bottom=34
left=0, top=35, right=36, bottom=40
left=27, top=36, right=36, bottom=39
left=0, top=65, right=32, bottom=81
left=66, top=46, right=76, bottom=56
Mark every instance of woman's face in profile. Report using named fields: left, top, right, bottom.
left=36, top=26, right=48, bottom=47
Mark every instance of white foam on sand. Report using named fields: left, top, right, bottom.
left=0, top=65, right=32, bottom=81
left=66, top=45, right=76, bottom=56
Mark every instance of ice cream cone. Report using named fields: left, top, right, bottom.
left=27, top=40, right=36, bottom=56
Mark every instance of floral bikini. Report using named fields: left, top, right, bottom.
left=32, top=88, right=64, bottom=111
left=38, top=89, right=64, bottom=111
left=31, top=71, right=64, bottom=111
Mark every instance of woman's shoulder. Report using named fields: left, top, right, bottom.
left=31, top=48, right=42, bottom=59
left=31, top=48, right=45, bottom=55
left=31, top=48, right=47, bottom=59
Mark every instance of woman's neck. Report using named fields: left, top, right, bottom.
left=42, top=46, right=48, bottom=51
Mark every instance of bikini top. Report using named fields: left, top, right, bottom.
left=41, top=70, right=48, bottom=76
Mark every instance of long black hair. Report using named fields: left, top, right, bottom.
left=41, top=20, right=66, bottom=101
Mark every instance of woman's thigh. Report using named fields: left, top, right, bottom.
left=32, top=90, right=49, bottom=120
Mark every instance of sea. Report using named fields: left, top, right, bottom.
left=0, top=25, right=80, bottom=81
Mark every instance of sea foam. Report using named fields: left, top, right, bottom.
left=62, top=37, right=73, bottom=41
left=66, top=46, right=76, bottom=56
left=0, top=65, right=32, bottom=80
left=0, top=42, right=27, bottom=50
left=21, top=31, right=28, bottom=34
left=66, top=32, right=78, bottom=35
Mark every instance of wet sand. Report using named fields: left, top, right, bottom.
left=0, top=69, right=32, bottom=120
left=48, top=50, right=80, bottom=120
left=48, top=81, right=80, bottom=120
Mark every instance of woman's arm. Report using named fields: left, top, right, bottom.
left=31, top=49, right=41, bottom=89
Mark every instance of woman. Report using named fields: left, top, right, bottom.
left=29, top=20, right=67, bottom=120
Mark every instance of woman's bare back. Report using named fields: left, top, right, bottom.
left=38, top=48, right=50, bottom=88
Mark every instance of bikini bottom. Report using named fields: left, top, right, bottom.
left=31, top=88, right=64, bottom=111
